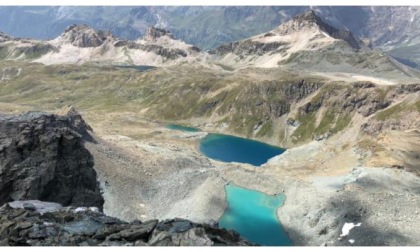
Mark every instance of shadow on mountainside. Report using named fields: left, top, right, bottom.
left=280, top=190, right=417, bottom=246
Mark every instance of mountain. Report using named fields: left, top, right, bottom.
left=0, top=6, right=419, bottom=50
left=0, top=6, right=304, bottom=50
left=2, top=6, right=420, bottom=68
left=1, top=10, right=419, bottom=83
left=0, top=25, right=202, bottom=66
left=210, top=11, right=365, bottom=67
left=1, top=6, right=420, bottom=248
left=207, top=11, right=419, bottom=83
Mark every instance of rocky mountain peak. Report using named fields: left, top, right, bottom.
left=293, top=10, right=320, bottom=23
left=57, top=24, right=114, bottom=48
left=144, top=27, right=174, bottom=42
left=276, top=10, right=362, bottom=50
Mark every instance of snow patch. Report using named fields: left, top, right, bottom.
left=74, top=207, right=87, bottom=213
left=340, top=222, right=361, bottom=237
left=320, top=31, right=331, bottom=38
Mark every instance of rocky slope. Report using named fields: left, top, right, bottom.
left=0, top=33, right=56, bottom=61
left=0, top=61, right=418, bottom=165
left=0, top=109, right=104, bottom=209
left=0, top=200, right=252, bottom=246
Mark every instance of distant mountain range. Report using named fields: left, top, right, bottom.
left=0, top=7, right=418, bottom=47
left=1, top=10, right=418, bottom=83
left=1, top=6, right=419, bottom=68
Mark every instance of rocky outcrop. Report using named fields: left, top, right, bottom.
left=58, top=24, right=114, bottom=48
left=0, top=201, right=253, bottom=246
left=361, top=110, right=420, bottom=136
left=144, top=27, right=175, bottom=42
left=340, top=86, right=391, bottom=117
left=289, top=11, right=362, bottom=50
left=143, top=44, right=188, bottom=59
left=0, top=110, right=104, bottom=210
left=211, top=40, right=288, bottom=56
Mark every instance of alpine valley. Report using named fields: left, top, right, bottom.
left=0, top=7, right=419, bottom=247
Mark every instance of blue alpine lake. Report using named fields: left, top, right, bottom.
left=219, top=184, right=293, bottom=246
left=199, top=133, right=285, bottom=166
left=166, top=123, right=201, bottom=132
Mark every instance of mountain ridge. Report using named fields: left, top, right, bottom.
left=0, top=11, right=419, bottom=84
left=0, top=24, right=202, bottom=66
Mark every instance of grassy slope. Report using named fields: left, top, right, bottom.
left=0, top=61, right=418, bottom=148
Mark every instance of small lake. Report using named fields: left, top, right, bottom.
left=114, top=65, right=156, bottom=71
left=219, top=184, right=293, bottom=246
left=199, top=133, right=285, bottom=166
left=166, top=123, right=201, bottom=132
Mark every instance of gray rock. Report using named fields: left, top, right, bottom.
left=169, top=221, right=192, bottom=233
left=0, top=110, right=103, bottom=210
left=134, top=240, right=148, bottom=246
left=108, top=220, right=157, bottom=242
left=0, top=201, right=253, bottom=246
left=8, top=200, right=63, bottom=213
left=22, top=203, right=36, bottom=211
left=176, top=228, right=213, bottom=246
left=148, top=231, right=174, bottom=246
left=207, top=219, right=218, bottom=228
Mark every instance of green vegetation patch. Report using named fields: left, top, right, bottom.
left=15, top=44, right=56, bottom=59
left=358, top=138, right=386, bottom=153
left=279, top=52, right=300, bottom=65
left=290, top=112, right=317, bottom=143
left=256, top=121, right=273, bottom=137
left=0, top=46, right=10, bottom=59
left=375, top=103, right=407, bottom=121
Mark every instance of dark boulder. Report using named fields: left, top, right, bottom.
left=0, top=109, right=103, bottom=210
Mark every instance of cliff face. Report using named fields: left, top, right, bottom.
left=0, top=110, right=104, bottom=209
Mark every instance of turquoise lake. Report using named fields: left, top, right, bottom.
left=199, top=133, right=285, bottom=166
left=219, top=184, right=293, bottom=246
left=166, top=123, right=201, bottom=132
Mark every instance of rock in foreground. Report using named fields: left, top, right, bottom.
left=0, top=110, right=104, bottom=209
left=0, top=201, right=253, bottom=246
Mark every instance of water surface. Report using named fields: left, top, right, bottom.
left=114, top=65, right=156, bottom=71
left=166, top=123, right=201, bottom=132
left=219, top=184, right=293, bottom=246
left=199, top=133, right=285, bottom=166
